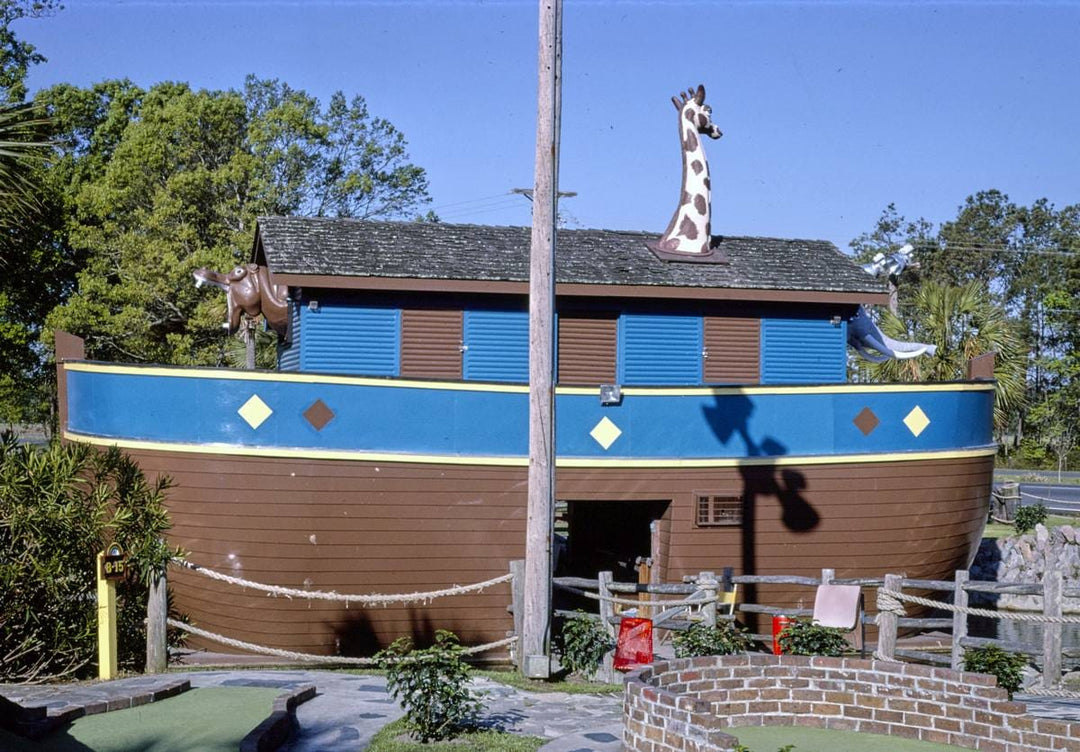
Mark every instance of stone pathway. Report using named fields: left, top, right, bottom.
left=5, top=670, right=1080, bottom=752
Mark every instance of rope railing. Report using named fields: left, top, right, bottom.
left=876, top=588, right=1080, bottom=624
left=171, top=558, right=512, bottom=606
left=168, top=619, right=517, bottom=665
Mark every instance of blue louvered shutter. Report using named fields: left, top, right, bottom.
left=301, top=303, right=400, bottom=376
left=463, top=309, right=529, bottom=382
left=760, top=318, right=847, bottom=384
left=277, top=299, right=302, bottom=371
left=619, top=314, right=703, bottom=385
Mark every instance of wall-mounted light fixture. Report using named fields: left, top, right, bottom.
left=599, top=384, right=622, bottom=406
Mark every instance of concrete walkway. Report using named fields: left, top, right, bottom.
left=4, top=669, right=1080, bottom=752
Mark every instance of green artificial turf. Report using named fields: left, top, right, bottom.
left=732, top=725, right=966, bottom=751
left=367, top=718, right=546, bottom=751
left=0, top=687, right=279, bottom=752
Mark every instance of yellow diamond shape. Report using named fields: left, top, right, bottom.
left=903, top=405, right=930, bottom=437
left=238, top=394, right=273, bottom=430
left=590, top=416, right=622, bottom=450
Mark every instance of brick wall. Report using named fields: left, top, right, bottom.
left=623, top=655, right=1080, bottom=752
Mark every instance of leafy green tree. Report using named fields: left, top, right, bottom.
left=0, top=0, right=62, bottom=103
left=42, top=77, right=430, bottom=366
left=860, top=281, right=1026, bottom=432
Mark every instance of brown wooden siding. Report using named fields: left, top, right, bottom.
left=131, top=450, right=524, bottom=657
left=703, top=316, right=760, bottom=383
left=557, top=455, right=993, bottom=631
left=557, top=312, right=617, bottom=384
left=129, top=447, right=989, bottom=657
left=400, top=308, right=462, bottom=379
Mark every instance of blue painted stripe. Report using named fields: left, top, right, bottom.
left=66, top=367, right=994, bottom=461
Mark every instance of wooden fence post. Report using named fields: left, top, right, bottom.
left=698, top=571, right=717, bottom=628
left=598, top=571, right=616, bottom=638
left=146, top=572, right=168, bottom=674
left=876, top=574, right=902, bottom=662
left=510, top=560, right=525, bottom=672
left=951, top=570, right=969, bottom=671
left=1043, top=566, right=1063, bottom=690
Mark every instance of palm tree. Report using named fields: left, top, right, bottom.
left=860, top=280, right=1026, bottom=432
left=0, top=102, right=50, bottom=232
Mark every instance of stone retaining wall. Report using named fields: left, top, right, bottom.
left=971, top=523, right=1080, bottom=612
left=623, top=655, right=1080, bottom=752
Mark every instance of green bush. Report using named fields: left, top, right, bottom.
left=963, top=645, right=1027, bottom=698
left=1014, top=503, right=1049, bottom=534
left=376, top=630, right=482, bottom=742
left=776, top=619, right=848, bottom=657
left=0, top=437, right=180, bottom=681
left=556, top=611, right=615, bottom=679
left=673, top=622, right=750, bottom=658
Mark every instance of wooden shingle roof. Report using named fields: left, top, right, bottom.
left=256, top=216, right=887, bottom=302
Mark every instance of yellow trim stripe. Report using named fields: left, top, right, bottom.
left=63, top=430, right=997, bottom=468
left=64, top=361, right=995, bottom=397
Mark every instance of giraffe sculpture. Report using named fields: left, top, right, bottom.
left=647, top=84, right=725, bottom=262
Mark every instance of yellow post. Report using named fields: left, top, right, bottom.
left=96, top=551, right=118, bottom=680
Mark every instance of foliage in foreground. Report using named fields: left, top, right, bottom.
left=556, top=611, right=615, bottom=680
left=963, top=645, right=1027, bottom=698
left=376, top=630, right=482, bottom=743
left=368, top=717, right=545, bottom=752
left=776, top=619, right=849, bottom=657
left=0, top=436, right=180, bottom=681
left=673, top=622, right=751, bottom=658
left=1014, top=503, right=1049, bottom=534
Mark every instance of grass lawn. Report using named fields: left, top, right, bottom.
left=983, top=514, right=1075, bottom=539
left=0, top=687, right=279, bottom=752
left=368, top=718, right=546, bottom=751
left=733, top=725, right=967, bottom=751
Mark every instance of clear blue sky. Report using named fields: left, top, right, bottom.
left=14, top=0, right=1080, bottom=252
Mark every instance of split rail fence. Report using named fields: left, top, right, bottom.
left=145, top=558, right=1080, bottom=695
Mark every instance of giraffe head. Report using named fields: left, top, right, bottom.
left=672, top=84, right=722, bottom=140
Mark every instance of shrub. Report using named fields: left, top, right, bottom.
left=556, top=611, right=614, bottom=679
left=776, top=619, right=848, bottom=657
left=1014, top=503, right=1048, bottom=534
left=963, top=645, right=1027, bottom=698
left=0, top=437, right=180, bottom=681
left=376, top=630, right=482, bottom=742
left=673, top=622, right=750, bottom=658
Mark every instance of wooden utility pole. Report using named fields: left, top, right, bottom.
left=522, top=0, right=562, bottom=679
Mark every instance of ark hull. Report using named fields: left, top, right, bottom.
left=60, top=359, right=995, bottom=657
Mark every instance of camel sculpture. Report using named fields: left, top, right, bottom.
left=193, top=263, right=289, bottom=339
left=647, top=84, right=724, bottom=261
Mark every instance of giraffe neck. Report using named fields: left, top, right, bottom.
left=656, top=112, right=712, bottom=255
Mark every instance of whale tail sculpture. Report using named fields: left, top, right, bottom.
left=847, top=306, right=937, bottom=364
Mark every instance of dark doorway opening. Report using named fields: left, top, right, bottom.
left=555, top=499, right=670, bottom=583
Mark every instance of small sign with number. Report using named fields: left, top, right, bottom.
left=101, top=544, right=126, bottom=581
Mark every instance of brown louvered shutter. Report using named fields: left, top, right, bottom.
left=400, top=309, right=463, bottom=379
left=557, top=312, right=617, bottom=384
left=703, top=316, right=760, bottom=384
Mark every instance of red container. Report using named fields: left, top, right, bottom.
left=772, top=615, right=793, bottom=655
left=613, top=617, right=653, bottom=671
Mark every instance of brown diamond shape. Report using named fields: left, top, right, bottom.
left=303, top=399, right=335, bottom=431
left=853, top=407, right=880, bottom=436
